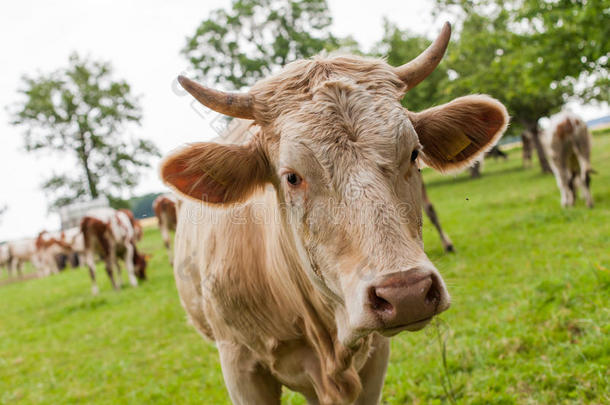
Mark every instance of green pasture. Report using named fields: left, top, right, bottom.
left=1, top=133, right=609, bottom=404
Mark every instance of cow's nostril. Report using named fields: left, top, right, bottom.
left=368, top=287, right=393, bottom=313
left=425, top=276, right=441, bottom=306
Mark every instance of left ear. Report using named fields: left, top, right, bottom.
left=407, top=95, right=509, bottom=172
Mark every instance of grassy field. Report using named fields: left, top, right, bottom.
left=1, top=133, right=609, bottom=404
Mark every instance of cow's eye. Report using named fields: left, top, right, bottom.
left=285, top=172, right=303, bottom=187
left=410, top=149, right=419, bottom=162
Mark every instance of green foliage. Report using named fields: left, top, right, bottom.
left=432, top=0, right=609, bottom=131
left=8, top=53, right=160, bottom=209
left=182, top=0, right=337, bottom=89
left=1, top=135, right=609, bottom=404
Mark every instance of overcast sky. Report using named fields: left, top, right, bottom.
left=0, top=0, right=607, bottom=241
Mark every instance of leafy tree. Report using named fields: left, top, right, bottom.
left=182, top=0, right=338, bottom=89
left=434, top=0, right=609, bottom=172
left=9, top=53, right=160, bottom=208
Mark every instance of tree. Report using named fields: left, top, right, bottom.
left=182, top=0, right=338, bottom=89
left=9, top=53, right=159, bottom=209
left=434, top=0, right=609, bottom=172
left=0, top=205, right=6, bottom=224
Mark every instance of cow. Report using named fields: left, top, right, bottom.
left=0, top=243, right=10, bottom=274
left=118, top=208, right=143, bottom=241
left=35, top=230, right=74, bottom=275
left=6, top=238, right=43, bottom=277
left=161, top=22, right=508, bottom=404
left=61, top=226, right=86, bottom=267
left=81, top=208, right=147, bottom=295
left=153, top=193, right=178, bottom=264
left=542, top=111, right=594, bottom=208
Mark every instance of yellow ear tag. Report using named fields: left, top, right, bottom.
left=444, top=131, right=471, bottom=160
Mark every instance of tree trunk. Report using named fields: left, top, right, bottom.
left=529, top=125, right=552, bottom=174
left=83, top=158, right=98, bottom=199
left=521, top=130, right=533, bottom=168
left=78, top=131, right=98, bottom=199
left=470, top=161, right=481, bottom=178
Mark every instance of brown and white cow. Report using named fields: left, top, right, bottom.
left=35, top=230, right=74, bottom=275
left=161, top=23, right=508, bottom=404
left=81, top=208, right=147, bottom=295
left=153, top=193, right=178, bottom=264
left=119, top=208, right=143, bottom=241
left=542, top=111, right=594, bottom=208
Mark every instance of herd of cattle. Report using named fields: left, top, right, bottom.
left=0, top=202, right=175, bottom=295
left=0, top=21, right=597, bottom=405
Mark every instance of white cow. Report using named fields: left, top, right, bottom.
left=161, top=22, right=508, bottom=405
left=543, top=111, right=594, bottom=208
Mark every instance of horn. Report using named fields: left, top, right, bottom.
left=177, top=76, right=255, bottom=120
left=394, top=22, right=451, bottom=91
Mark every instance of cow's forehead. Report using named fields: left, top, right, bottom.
left=251, top=55, right=407, bottom=127
left=278, top=79, right=416, bottom=163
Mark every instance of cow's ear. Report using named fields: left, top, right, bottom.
left=408, top=95, right=509, bottom=172
left=160, top=141, right=270, bottom=204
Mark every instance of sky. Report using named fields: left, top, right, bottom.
left=0, top=0, right=607, bottom=241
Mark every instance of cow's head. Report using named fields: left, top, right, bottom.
left=162, top=23, right=508, bottom=347
left=133, top=251, right=147, bottom=281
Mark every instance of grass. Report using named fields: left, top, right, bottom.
left=1, top=133, right=609, bottom=404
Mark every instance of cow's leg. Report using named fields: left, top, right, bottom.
left=574, top=151, right=594, bottom=208
left=160, top=220, right=173, bottom=264
left=9, top=258, right=15, bottom=276
left=354, top=334, right=390, bottom=405
left=217, top=341, right=282, bottom=405
left=421, top=182, right=454, bottom=252
left=553, top=167, right=574, bottom=207
left=84, top=250, right=99, bottom=295
left=113, top=253, right=123, bottom=289
left=124, top=243, right=138, bottom=287
left=104, top=242, right=119, bottom=290
left=581, top=169, right=594, bottom=208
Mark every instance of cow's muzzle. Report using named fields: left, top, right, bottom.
left=367, top=267, right=450, bottom=333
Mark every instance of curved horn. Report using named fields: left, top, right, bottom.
left=394, top=22, right=451, bottom=91
left=177, top=76, right=255, bottom=120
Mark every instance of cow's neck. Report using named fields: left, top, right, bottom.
left=266, top=189, right=370, bottom=402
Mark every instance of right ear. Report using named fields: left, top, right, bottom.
left=160, top=141, right=270, bottom=204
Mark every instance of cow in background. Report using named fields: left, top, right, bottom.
left=7, top=238, right=43, bottom=277
left=35, top=231, right=72, bottom=275
left=81, top=208, right=147, bottom=295
left=118, top=208, right=143, bottom=241
left=0, top=244, right=10, bottom=274
left=542, top=111, right=594, bottom=208
left=153, top=194, right=178, bottom=264
left=62, top=226, right=86, bottom=267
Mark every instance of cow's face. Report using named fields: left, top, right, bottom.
left=134, top=252, right=147, bottom=280
left=161, top=23, right=508, bottom=346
